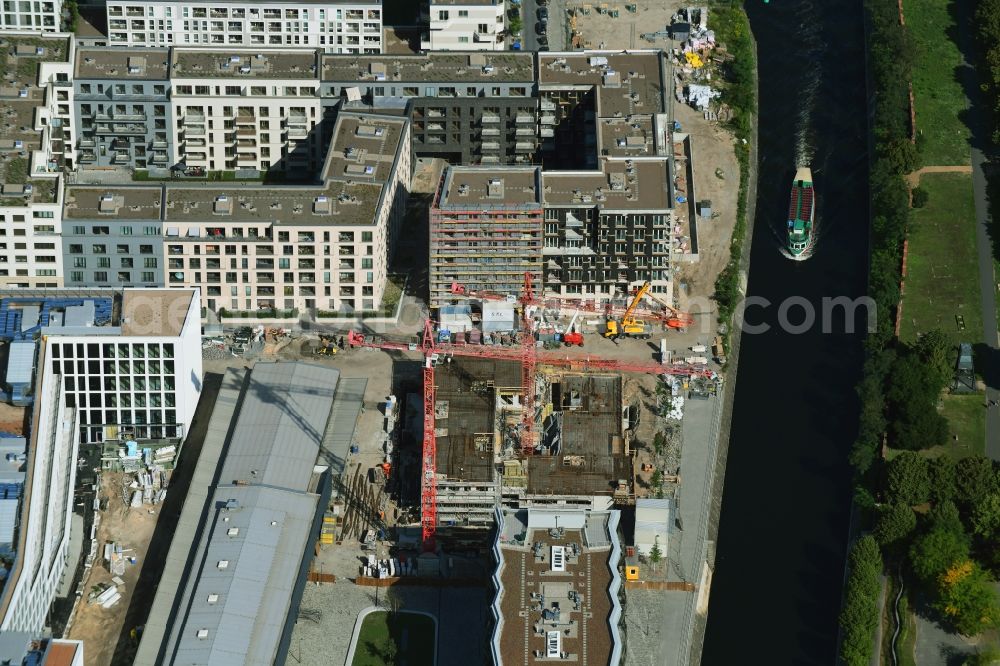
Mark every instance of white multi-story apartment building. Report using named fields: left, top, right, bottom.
left=0, top=0, right=62, bottom=32
left=0, top=349, right=77, bottom=633
left=0, top=33, right=74, bottom=289
left=106, top=0, right=382, bottom=53
left=69, top=112, right=410, bottom=315
left=423, top=0, right=506, bottom=51
left=165, top=111, right=410, bottom=314
left=37, top=288, right=204, bottom=445
left=169, top=49, right=324, bottom=173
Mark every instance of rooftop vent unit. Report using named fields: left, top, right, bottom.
left=213, top=195, right=232, bottom=215
left=546, top=631, right=561, bottom=658
left=356, top=124, right=385, bottom=138
left=206, top=594, right=219, bottom=604
left=457, top=183, right=470, bottom=196
left=551, top=545, right=566, bottom=572
left=313, top=195, right=331, bottom=214
left=486, top=178, right=504, bottom=199
left=197, top=629, right=209, bottom=639
left=127, top=56, right=146, bottom=75
left=98, top=193, right=120, bottom=214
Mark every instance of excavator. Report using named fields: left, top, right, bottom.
left=604, top=282, right=694, bottom=339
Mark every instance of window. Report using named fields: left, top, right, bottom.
left=120, top=258, right=133, bottom=268
left=117, top=244, right=129, bottom=254
left=143, top=226, right=159, bottom=235
left=438, top=10, right=449, bottom=20
left=459, top=9, right=468, bottom=17
left=140, top=244, right=153, bottom=254
left=478, top=23, right=488, bottom=33
left=94, top=271, right=107, bottom=282
left=97, top=257, right=111, bottom=268
left=70, top=271, right=83, bottom=282
left=144, top=257, right=157, bottom=268
left=69, top=244, right=83, bottom=254
left=142, top=271, right=155, bottom=282
left=121, top=226, right=132, bottom=235
left=457, top=36, right=469, bottom=43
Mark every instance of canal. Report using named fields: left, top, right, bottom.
left=702, top=0, right=871, bottom=663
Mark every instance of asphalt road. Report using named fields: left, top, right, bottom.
left=956, top=0, right=1000, bottom=461
left=519, top=0, right=567, bottom=52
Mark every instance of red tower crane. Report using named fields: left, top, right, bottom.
left=346, top=313, right=716, bottom=551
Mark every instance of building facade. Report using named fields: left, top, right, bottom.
left=429, top=166, right=542, bottom=307
left=0, top=0, right=62, bottom=32
left=423, top=0, right=506, bottom=51
left=105, top=0, right=382, bottom=53
left=162, top=111, right=410, bottom=313
left=0, top=34, right=73, bottom=289
left=73, top=48, right=172, bottom=170
left=322, top=52, right=537, bottom=165
left=0, top=350, right=77, bottom=633
left=60, top=188, right=164, bottom=288
left=169, top=49, right=324, bottom=174
left=33, top=288, right=203, bottom=445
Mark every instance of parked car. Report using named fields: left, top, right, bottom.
left=536, top=21, right=547, bottom=34
left=537, top=7, right=549, bottom=21
left=537, top=34, right=548, bottom=47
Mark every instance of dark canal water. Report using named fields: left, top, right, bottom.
left=702, top=0, right=870, bottom=664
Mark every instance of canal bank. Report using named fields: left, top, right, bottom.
left=703, top=0, right=870, bottom=663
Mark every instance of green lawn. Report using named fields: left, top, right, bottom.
left=904, top=0, right=972, bottom=165
left=886, top=394, right=985, bottom=461
left=900, top=173, right=982, bottom=347
left=352, top=611, right=435, bottom=666
left=936, top=394, right=986, bottom=459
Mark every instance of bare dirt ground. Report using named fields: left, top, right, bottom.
left=565, top=0, right=678, bottom=50
left=67, top=472, right=163, bottom=666
left=0, top=401, right=26, bottom=435
left=673, top=102, right=740, bottom=306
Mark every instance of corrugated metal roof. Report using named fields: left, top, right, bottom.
left=5, top=341, right=36, bottom=386
left=172, top=486, right=318, bottom=666
left=160, top=362, right=338, bottom=666
left=318, top=377, right=366, bottom=479
left=218, top=362, right=339, bottom=492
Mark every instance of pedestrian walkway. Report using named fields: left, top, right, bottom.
left=905, top=164, right=973, bottom=188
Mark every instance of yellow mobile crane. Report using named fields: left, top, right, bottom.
left=604, top=282, right=653, bottom=339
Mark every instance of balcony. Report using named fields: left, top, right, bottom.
left=95, top=124, right=147, bottom=135
left=481, top=113, right=500, bottom=123
left=515, top=113, right=534, bottom=124
left=481, top=127, right=500, bottom=137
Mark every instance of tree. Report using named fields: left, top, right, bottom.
left=649, top=537, right=662, bottom=571
left=954, top=457, right=998, bottom=511
left=886, top=352, right=949, bottom=450
left=911, top=186, right=929, bottom=208
left=937, top=560, right=1000, bottom=636
left=971, top=492, right=1000, bottom=540
left=913, top=329, right=954, bottom=391
left=910, top=505, right=971, bottom=584
left=838, top=536, right=883, bottom=666
left=929, top=456, right=958, bottom=505
left=887, top=452, right=931, bottom=506
left=873, top=503, right=917, bottom=547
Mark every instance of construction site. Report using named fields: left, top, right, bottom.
left=349, top=269, right=720, bottom=553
